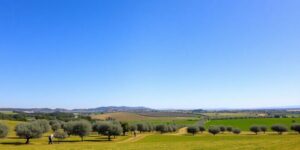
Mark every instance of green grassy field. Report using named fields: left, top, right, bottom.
left=1, top=119, right=300, bottom=150
left=205, top=118, right=300, bottom=131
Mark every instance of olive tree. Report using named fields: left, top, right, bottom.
left=291, top=124, right=300, bottom=134
left=50, top=120, right=62, bottom=131
left=155, top=124, right=167, bottom=134
left=136, top=123, right=145, bottom=133
left=15, top=122, right=43, bottom=144
left=93, top=121, right=122, bottom=141
left=129, top=124, right=137, bottom=133
left=187, top=126, right=199, bottom=135
left=169, top=125, right=177, bottom=132
left=232, top=128, right=241, bottom=134
left=198, top=125, right=205, bottom=133
left=146, top=123, right=155, bottom=132
left=35, top=119, right=51, bottom=133
left=219, top=125, right=226, bottom=133
left=0, top=123, right=8, bottom=138
left=53, top=129, right=68, bottom=143
left=260, top=126, right=267, bottom=134
left=120, top=122, right=129, bottom=136
left=62, top=121, right=75, bottom=136
left=250, top=125, right=260, bottom=135
left=72, top=120, right=92, bottom=141
left=271, top=124, right=287, bottom=135
left=226, top=126, right=233, bottom=132
left=208, top=126, right=220, bottom=135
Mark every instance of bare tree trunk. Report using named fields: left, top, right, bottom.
left=25, top=138, right=30, bottom=144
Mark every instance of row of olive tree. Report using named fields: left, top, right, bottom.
left=187, top=125, right=241, bottom=136
left=155, top=124, right=178, bottom=134
left=14, top=119, right=92, bottom=144
left=250, top=124, right=300, bottom=135
left=187, top=124, right=300, bottom=136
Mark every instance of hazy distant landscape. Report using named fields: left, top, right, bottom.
left=0, top=106, right=300, bottom=149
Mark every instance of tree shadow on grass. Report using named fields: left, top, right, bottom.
left=6, top=137, right=20, bottom=139
left=53, top=138, right=110, bottom=143
left=0, top=142, right=25, bottom=145
left=83, top=139, right=110, bottom=142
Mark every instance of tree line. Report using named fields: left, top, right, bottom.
left=0, top=119, right=179, bottom=144
left=0, top=112, right=78, bottom=122
left=186, top=124, right=300, bottom=135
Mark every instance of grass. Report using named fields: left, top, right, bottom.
left=0, top=120, right=300, bottom=149
left=91, top=112, right=151, bottom=121
left=205, top=118, right=300, bottom=131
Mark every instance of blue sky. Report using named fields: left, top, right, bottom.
left=0, top=0, right=299, bottom=109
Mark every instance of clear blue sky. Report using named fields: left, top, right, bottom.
left=0, top=0, right=299, bottom=109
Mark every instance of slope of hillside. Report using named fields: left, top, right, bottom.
left=90, top=112, right=199, bottom=126
left=91, top=112, right=153, bottom=121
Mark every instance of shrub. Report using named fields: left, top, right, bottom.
left=0, top=123, right=8, bottom=138
left=187, top=126, right=198, bottom=135
left=208, top=126, right=220, bottom=135
left=291, top=124, right=300, bottom=134
left=250, top=125, right=260, bottom=135
left=271, top=124, right=287, bottom=135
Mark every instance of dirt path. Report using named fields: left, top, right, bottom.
left=118, top=127, right=188, bottom=143
left=172, top=127, right=187, bottom=135
left=117, top=133, right=151, bottom=143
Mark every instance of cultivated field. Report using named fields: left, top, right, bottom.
left=91, top=112, right=199, bottom=125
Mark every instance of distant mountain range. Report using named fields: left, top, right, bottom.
left=72, top=106, right=154, bottom=113
left=0, top=106, right=154, bottom=113
left=0, top=105, right=299, bottom=113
